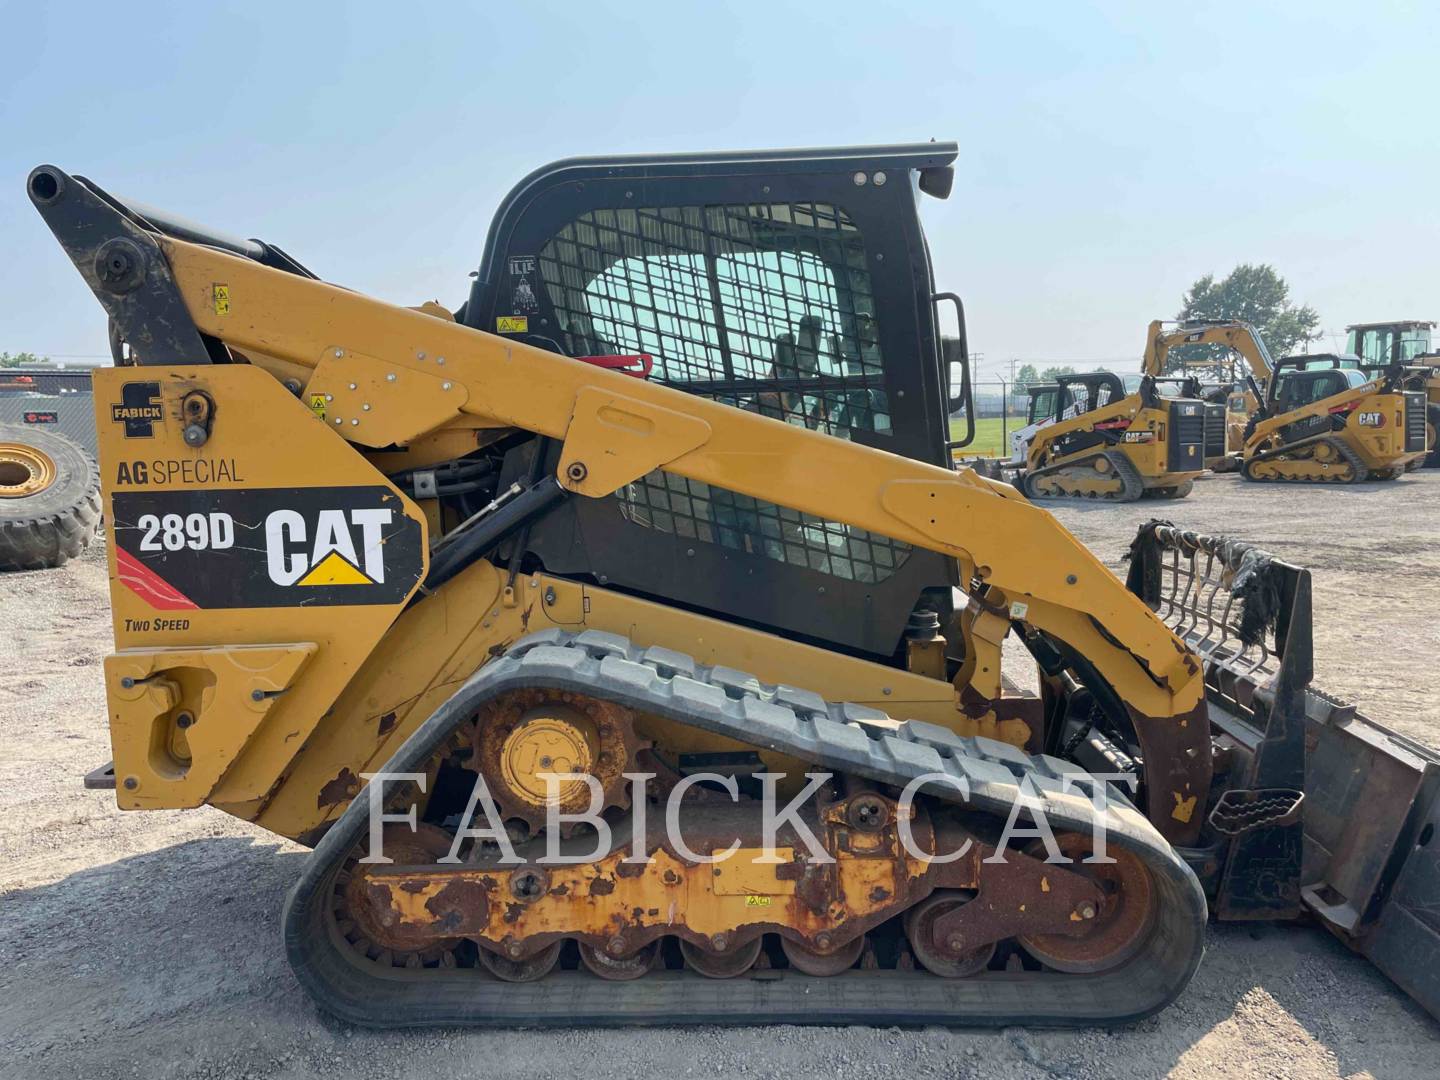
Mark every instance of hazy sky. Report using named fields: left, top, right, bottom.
left=2, top=1, right=1434, bottom=384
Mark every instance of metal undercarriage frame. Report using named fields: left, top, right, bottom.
left=284, top=631, right=1207, bottom=1028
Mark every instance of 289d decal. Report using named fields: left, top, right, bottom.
left=111, top=487, right=424, bottom=609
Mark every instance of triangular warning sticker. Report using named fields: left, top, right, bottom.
left=297, top=551, right=373, bottom=586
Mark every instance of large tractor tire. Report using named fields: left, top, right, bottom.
left=0, top=422, right=101, bottom=571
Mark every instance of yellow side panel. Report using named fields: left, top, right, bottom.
left=91, top=366, right=428, bottom=809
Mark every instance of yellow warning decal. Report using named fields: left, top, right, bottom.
left=744, top=895, right=772, bottom=908
left=297, top=551, right=373, bottom=587
left=308, top=393, right=327, bottom=420
left=212, top=284, right=230, bottom=316
left=496, top=315, right=529, bottom=334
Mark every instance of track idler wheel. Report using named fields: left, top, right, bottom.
left=679, top=935, right=764, bottom=979
left=578, top=939, right=661, bottom=981
left=1018, top=833, right=1156, bottom=974
left=780, top=933, right=866, bottom=976
left=903, top=891, right=995, bottom=978
left=479, top=941, right=564, bottom=982
left=333, top=823, right=462, bottom=969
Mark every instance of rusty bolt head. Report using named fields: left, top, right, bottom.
left=509, top=868, right=548, bottom=902
left=565, top=462, right=588, bottom=483
left=1076, top=901, right=1098, bottom=920
left=711, top=933, right=729, bottom=952
left=507, top=942, right=523, bottom=958
left=847, top=795, right=888, bottom=832
left=607, top=936, right=627, bottom=956
left=945, top=934, right=966, bottom=953
left=814, top=932, right=833, bottom=951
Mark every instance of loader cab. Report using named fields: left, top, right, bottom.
left=1345, top=321, right=1435, bottom=367
left=460, top=144, right=967, bottom=658
left=1047, top=372, right=1135, bottom=420
left=1269, top=358, right=1370, bottom=412
left=1025, top=383, right=1061, bottom=426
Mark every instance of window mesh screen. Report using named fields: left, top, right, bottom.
left=537, top=201, right=910, bottom=583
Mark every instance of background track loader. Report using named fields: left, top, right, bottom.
left=971, top=371, right=1207, bottom=501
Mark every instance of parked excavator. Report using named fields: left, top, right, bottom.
left=29, top=146, right=1440, bottom=1029
left=1146, top=319, right=1429, bottom=481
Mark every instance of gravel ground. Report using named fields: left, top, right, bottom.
left=2, top=471, right=1438, bottom=1080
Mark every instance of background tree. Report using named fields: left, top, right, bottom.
left=1038, top=364, right=1076, bottom=383
left=0, top=351, right=49, bottom=368
left=1168, top=264, right=1320, bottom=375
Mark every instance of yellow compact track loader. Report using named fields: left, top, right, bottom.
left=1002, top=371, right=1207, bottom=501
left=29, top=147, right=1440, bottom=1028
left=1243, top=356, right=1429, bottom=481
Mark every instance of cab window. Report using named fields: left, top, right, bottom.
left=1027, top=388, right=1057, bottom=424
left=537, top=201, right=908, bottom=585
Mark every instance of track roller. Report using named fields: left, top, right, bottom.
left=479, top=942, right=564, bottom=982
left=781, top=933, right=867, bottom=976
left=679, top=936, right=764, bottom=979
left=578, top=940, right=661, bottom=981
left=903, top=891, right=996, bottom=977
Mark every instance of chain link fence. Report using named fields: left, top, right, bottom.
left=951, top=377, right=1032, bottom=459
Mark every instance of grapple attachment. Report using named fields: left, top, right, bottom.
left=1127, top=521, right=1440, bottom=1021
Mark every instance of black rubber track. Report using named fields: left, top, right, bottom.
left=283, top=632, right=1207, bottom=1029
left=1242, top=433, right=1371, bottom=483
left=1020, top=449, right=1144, bottom=503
